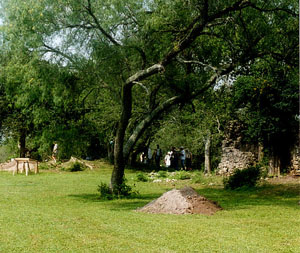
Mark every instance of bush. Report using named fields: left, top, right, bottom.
left=136, top=172, right=148, bottom=182
left=157, top=170, right=167, bottom=178
left=175, top=170, right=191, bottom=180
left=38, top=163, right=50, bottom=170
left=223, top=166, right=261, bottom=190
left=69, top=162, right=84, bottom=172
left=97, top=182, right=113, bottom=200
left=192, top=172, right=204, bottom=183
left=97, top=179, right=139, bottom=200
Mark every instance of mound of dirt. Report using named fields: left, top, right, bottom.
left=137, top=186, right=222, bottom=215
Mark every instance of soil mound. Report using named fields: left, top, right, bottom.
left=137, top=186, right=222, bottom=215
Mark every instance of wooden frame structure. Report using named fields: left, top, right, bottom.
left=13, top=158, right=39, bottom=176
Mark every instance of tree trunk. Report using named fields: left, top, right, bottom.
left=268, top=154, right=280, bottom=177
left=258, top=142, right=264, bottom=162
left=19, top=130, right=26, bottom=158
left=123, top=96, right=182, bottom=161
left=110, top=84, right=132, bottom=190
left=204, top=132, right=211, bottom=174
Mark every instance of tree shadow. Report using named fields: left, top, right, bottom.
left=68, top=183, right=299, bottom=211
left=196, top=183, right=300, bottom=210
left=68, top=192, right=161, bottom=210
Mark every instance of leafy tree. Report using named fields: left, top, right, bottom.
left=1, top=0, right=297, bottom=190
left=231, top=58, right=298, bottom=174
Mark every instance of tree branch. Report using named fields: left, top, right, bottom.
left=41, top=43, right=75, bottom=64
left=84, top=0, right=121, bottom=46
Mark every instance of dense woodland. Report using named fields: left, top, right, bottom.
left=0, top=0, right=298, bottom=190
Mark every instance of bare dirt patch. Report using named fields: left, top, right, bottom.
left=137, top=186, right=222, bottom=215
left=265, top=175, right=300, bottom=185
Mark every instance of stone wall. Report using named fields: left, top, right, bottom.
left=218, top=146, right=256, bottom=175
left=217, top=120, right=258, bottom=175
left=291, top=144, right=300, bottom=174
left=217, top=120, right=299, bottom=175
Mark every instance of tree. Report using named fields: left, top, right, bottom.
left=1, top=0, right=297, bottom=190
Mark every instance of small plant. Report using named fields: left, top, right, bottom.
left=69, top=162, right=84, bottom=172
left=97, top=178, right=139, bottom=200
left=157, top=170, right=167, bottom=178
left=113, top=179, right=137, bottom=198
left=192, top=172, right=204, bottom=183
left=175, top=170, right=191, bottom=180
left=97, top=182, right=113, bottom=200
left=223, top=166, right=261, bottom=190
left=136, top=172, right=148, bottom=182
left=38, top=163, right=50, bottom=170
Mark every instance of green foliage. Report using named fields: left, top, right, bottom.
left=1, top=0, right=298, bottom=187
left=157, top=170, right=167, bottom=178
left=98, top=179, right=138, bottom=200
left=174, top=170, right=191, bottom=180
left=223, top=166, right=261, bottom=190
left=97, top=182, right=113, bottom=200
left=192, top=172, right=204, bottom=183
left=136, top=172, right=148, bottom=182
left=38, top=163, right=50, bottom=170
left=68, top=162, right=85, bottom=172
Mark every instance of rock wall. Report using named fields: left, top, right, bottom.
left=218, top=147, right=256, bottom=175
left=291, top=144, right=300, bottom=173
left=218, top=120, right=299, bottom=175
left=217, top=121, right=258, bottom=175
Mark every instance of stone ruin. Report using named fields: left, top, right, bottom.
left=217, top=121, right=258, bottom=175
left=217, top=120, right=300, bottom=175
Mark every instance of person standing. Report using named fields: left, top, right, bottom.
left=155, top=144, right=162, bottom=168
left=185, top=149, right=192, bottom=170
left=147, top=146, right=152, bottom=164
left=180, top=146, right=186, bottom=170
left=52, top=142, right=58, bottom=163
left=164, top=151, right=171, bottom=168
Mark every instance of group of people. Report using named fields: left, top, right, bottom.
left=140, top=145, right=192, bottom=170
left=164, top=146, right=192, bottom=170
left=140, top=144, right=162, bottom=168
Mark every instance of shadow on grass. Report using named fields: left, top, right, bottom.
left=197, top=183, right=300, bottom=210
left=68, top=183, right=299, bottom=211
left=68, top=192, right=161, bottom=210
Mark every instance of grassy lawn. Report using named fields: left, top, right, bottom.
left=0, top=161, right=299, bottom=253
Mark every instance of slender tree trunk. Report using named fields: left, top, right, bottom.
left=204, top=132, right=211, bottom=174
left=111, top=84, right=132, bottom=190
left=258, top=142, right=264, bottom=162
left=19, top=130, right=26, bottom=158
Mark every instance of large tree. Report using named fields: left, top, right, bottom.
left=1, top=0, right=297, bottom=190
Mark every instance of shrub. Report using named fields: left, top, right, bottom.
left=38, top=163, right=50, bottom=170
left=69, top=162, right=84, bottom=172
left=97, top=182, right=113, bottom=200
left=97, top=179, right=139, bottom=200
left=157, top=170, right=167, bottom=178
left=113, top=179, right=138, bottom=198
left=223, top=166, right=261, bottom=190
left=192, top=172, right=204, bottom=183
left=136, top=172, right=148, bottom=182
left=175, top=170, right=191, bottom=180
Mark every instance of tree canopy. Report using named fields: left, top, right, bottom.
left=0, top=0, right=298, bottom=189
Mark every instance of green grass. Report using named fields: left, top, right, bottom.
left=0, top=162, right=299, bottom=252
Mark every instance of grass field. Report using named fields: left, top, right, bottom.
left=0, top=161, right=299, bottom=253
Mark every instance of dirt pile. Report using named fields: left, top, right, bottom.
left=137, top=186, right=222, bottom=215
